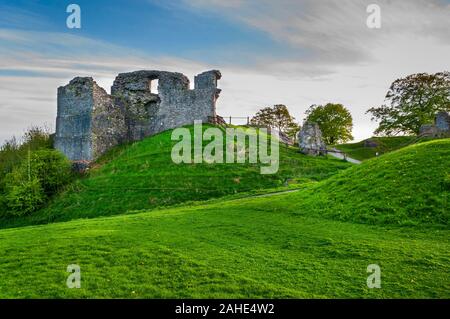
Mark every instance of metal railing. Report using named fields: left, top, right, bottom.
left=208, top=116, right=251, bottom=126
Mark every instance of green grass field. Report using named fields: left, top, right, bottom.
left=0, top=136, right=448, bottom=298
left=0, top=202, right=447, bottom=298
left=0, top=126, right=351, bottom=229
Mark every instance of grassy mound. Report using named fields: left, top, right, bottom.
left=0, top=125, right=350, bottom=228
left=333, top=136, right=437, bottom=161
left=274, top=139, right=449, bottom=225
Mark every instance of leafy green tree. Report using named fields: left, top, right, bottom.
left=305, top=103, right=353, bottom=145
left=250, top=104, right=300, bottom=140
left=367, top=72, right=450, bottom=136
left=285, top=124, right=301, bottom=143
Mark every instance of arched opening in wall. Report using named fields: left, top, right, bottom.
left=149, top=79, right=159, bottom=94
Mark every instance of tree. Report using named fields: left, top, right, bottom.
left=304, top=103, right=354, bottom=145
left=250, top=104, right=300, bottom=140
left=367, top=72, right=450, bottom=136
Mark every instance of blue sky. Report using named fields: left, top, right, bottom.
left=0, top=0, right=286, bottom=64
left=0, top=0, right=449, bottom=143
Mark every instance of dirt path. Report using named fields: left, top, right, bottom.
left=328, top=148, right=362, bottom=164
left=249, top=189, right=301, bottom=198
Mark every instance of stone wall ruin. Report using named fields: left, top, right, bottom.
left=297, top=122, right=327, bottom=156
left=55, top=70, right=221, bottom=164
left=419, top=111, right=450, bottom=137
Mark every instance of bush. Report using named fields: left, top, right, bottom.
left=0, top=126, right=53, bottom=190
left=5, top=178, right=46, bottom=216
left=0, top=194, right=7, bottom=215
left=27, top=149, right=72, bottom=196
left=0, top=137, right=21, bottom=190
left=22, top=125, right=53, bottom=150
left=3, top=149, right=72, bottom=215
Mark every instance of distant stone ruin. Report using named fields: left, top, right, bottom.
left=55, top=70, right=221, bottom=165
left=363, top=139, right=379, bottom=148
left=297, top=122, right=327, bottom=156
left=419, top=111, right=450, bottom=137
left=435, top=111, right=450, bottom=132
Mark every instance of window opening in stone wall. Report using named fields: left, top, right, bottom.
left=149, top=79, right=159, bottom=94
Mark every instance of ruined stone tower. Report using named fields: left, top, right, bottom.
left=55, top=70, right=221, bottom=164
left=54, top=77, right=127, bottom=164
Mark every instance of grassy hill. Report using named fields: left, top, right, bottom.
left=0, top=125, right=351, bottom=229
left=270, top=139, right=450, bottom=226
left=0, top=139, right=448, bottom=298
left=333, top=136, right=437, bottom=161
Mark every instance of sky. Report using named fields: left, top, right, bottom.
left=0, top=0, right=449, bottom=143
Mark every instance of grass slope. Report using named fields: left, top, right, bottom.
left=333, top=136, right=437, bottom=161
left=0, top=140, right=448, bottom=298
left=276, top=139, right=449, bottom=225
left=0, top=125, right=350, bottom=229
left=0, top=206, right=448, bottom=299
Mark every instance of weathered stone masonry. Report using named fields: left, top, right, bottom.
left=419, top=111, right=450, bottom=137
left=297, top=122, right=327, bottom=156
left=55, top=70, right=221, bottom=164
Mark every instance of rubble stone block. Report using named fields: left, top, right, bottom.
left=297, top=123, right=327, bottom=156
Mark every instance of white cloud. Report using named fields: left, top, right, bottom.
left=180, top=0, right=450, bottom=140
left=185, top=0, right=450, bottom=56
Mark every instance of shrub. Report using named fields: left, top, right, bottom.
left=5, top=178, right=46, bottom=216
left=3, top=149, right=72, bottom=215
left=0, top=194, right=7, bottom=215
left=0, top=126, right=53, bottom=190
left=27, top=149, right=72, bottom=196
left=22, top=125, right=53, bottom=150
left=0, top=137, right=21, bottom=190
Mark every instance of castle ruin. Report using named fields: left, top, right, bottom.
left=55, top=70, right=221, bottom=165
left=419, top=111, right=450, bottom=137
